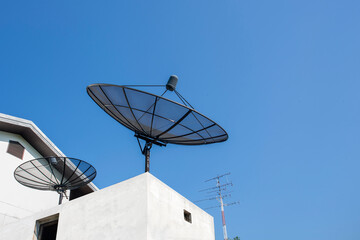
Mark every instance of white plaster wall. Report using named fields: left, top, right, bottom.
left=0, top=173, right=214, bottom=240
left=56, top=173, right=148, bottom=240
left=147, top=174, right=215, bottom=240
left=0, top=204, right=62, bottom=240
left=0, top=131, right=68, bottom=228
left=0, top=173, right=148, bottom=240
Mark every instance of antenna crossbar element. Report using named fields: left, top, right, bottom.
left=203, top=201, right=240, bottom=210
left=204, top=205, right=221, bottom=210
left=199, top=182, right=232, bottom=192
left=194, top=194, right=231, bottom=203
left=224, top=201, right=240, bottom=207
left=205, top=172, right=231, bottom=182
left=206, top=187, right=227, bottom=194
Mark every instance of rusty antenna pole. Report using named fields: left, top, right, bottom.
left=218, top=178, right=228, bottom=240
left=213, top=173, right=230, bottom=240
left=198, top=172, right=236, bottom=240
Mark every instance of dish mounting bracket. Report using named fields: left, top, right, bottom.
left=135, top=133, right=166, bottom=172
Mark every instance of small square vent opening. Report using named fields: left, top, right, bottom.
left=184, top=210, right=192, bottom=223
left=7, top=140, right=25, bottom=159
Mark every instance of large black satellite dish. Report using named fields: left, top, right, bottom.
left=14, top=157, right=96, bottom=204
left=87, top=75, right=228, bottom=172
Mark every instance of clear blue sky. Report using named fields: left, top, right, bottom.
left=1, top=0, right=359, bottom=239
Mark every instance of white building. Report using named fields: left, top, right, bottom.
left=0, top=113, right=215, bottom=240
left=0, top=113, right=98, bottom=227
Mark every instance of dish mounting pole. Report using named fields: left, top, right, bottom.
left=57, top=189, right=65, bottom=205
left=143, top=141, right=152, bottom=172
left=136, top=134, right=165, bottom=172
left=59, top=192, right=63, bottom=205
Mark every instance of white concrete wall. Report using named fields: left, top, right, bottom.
left=0, top=173, right=214, bottom=240
left=0, top=205, right=62, bottom=240
left=57, top=173, right=148, bottom=240
left=147, top=175, right=215, bottom=240
left=0, top=131, right=68, bottom=228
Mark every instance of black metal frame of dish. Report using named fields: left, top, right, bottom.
left=87, top=82, right=228, bottom=173
left=135, top=133, right=166, bottom=172
left=14, top=157, right=96, bottom=204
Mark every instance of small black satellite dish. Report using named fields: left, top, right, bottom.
left=14, top=157, right=96, bottom=204
left=87, top=75, right=228, bottom=172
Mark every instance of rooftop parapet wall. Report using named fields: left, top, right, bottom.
left=0, top=173, right=214, bottom=240
left=147, top=174, right=215, bottom=240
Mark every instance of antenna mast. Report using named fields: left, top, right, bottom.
left=198, top=172, right=239, bottom=240
left=218, top=177, right=228, bottom=240
left=214, top=173, right=230, bottom=240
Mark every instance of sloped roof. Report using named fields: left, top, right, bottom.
left=0, top=113, right=98, bottom=192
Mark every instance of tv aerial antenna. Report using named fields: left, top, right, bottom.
left=14, top=157, right=97, bottom=204
left=87, top=75, right=228, bottom=172
left=197, top=172, right=239, bottom=240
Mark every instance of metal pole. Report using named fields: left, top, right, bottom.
left=220, top=196, right=228, bottom=240
left=144, top=142, right=152, bottom=172
left=217, top=178, right=228, bottom=240
left=58, top=191, right=63, bottom=205
left=145, top=147, right=150, bottom=172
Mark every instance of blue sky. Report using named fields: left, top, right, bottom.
left=1, top=0, right=360, bottom=239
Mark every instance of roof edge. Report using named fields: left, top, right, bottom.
left=0, top=113, right=99, bottom=192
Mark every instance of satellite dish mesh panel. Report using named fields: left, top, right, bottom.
left=87, top=84, right=228, bottom=145
left=14, top=157, right=96, bottom=204
left=87, top=76, right=228, bottom=172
